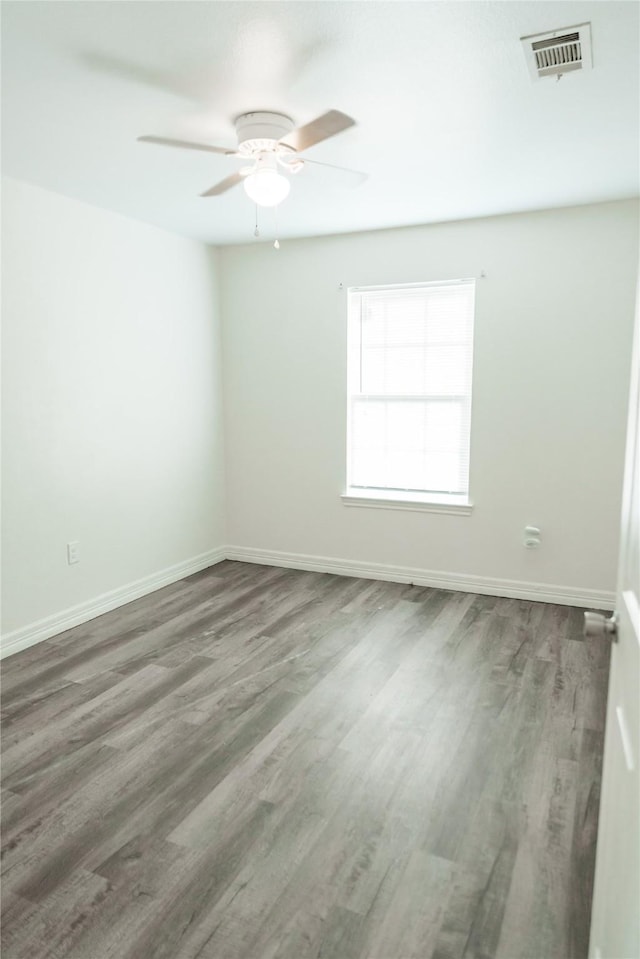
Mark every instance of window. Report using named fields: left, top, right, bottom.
left=344, top=278, right=475, bottom=513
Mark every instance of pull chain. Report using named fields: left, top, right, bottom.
left=273, top=205, right=280, bottom=250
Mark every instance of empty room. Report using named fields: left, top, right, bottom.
left=1, top=2, right=639, bottom=958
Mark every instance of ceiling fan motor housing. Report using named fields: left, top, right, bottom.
left=235, top=112, right=294, bottom=156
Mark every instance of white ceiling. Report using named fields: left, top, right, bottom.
left=2, top=1, right=638, bottom=246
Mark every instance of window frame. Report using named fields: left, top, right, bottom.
left=343, top=278, right=475, bottom=515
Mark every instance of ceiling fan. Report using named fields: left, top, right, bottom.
left=138, top=109, right=365, bottom=208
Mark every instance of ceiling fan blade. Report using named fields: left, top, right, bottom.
left=200, top=172, right=244, bottom=197
left=138, top=135, right=235, bottom=156
left=280, top=110, right=355, bottom=152
left=282, top=155, right=367, bottom=186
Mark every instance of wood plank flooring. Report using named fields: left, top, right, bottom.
left=0, top=561, right=610, bottom=959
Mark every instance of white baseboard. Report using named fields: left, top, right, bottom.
left=1, top=543, right=614, bottom=661
left=225, top=545, right=615, bottom=611
left=0, top=547, right=226, bottom=660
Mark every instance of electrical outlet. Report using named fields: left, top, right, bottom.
left=67, top=541, right=80, bottom=565
left=524, top=526, right=541, bottom=549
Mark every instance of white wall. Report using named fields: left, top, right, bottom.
left=2, top=191, right=636, bottom=653
left=1, top=177, right=225, bottom=649
left=220, top=200, right=639, bottom=605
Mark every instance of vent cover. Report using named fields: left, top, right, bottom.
left=521, top=23, right=592, bottom=80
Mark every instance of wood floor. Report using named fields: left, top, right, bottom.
left=1, top=561, right=610, bottom=959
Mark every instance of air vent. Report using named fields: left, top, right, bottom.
left=521, top=23, right=592, bottom=81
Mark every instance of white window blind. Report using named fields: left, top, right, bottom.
left=346, top=279, right=475, bottom=504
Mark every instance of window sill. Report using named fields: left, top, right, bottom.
left=341, top=490, right=473, bottom=515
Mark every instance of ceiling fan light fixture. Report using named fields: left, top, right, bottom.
left=138, top=109, right=362, bottom=214
left=243, top=167, right=291, bottom=207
